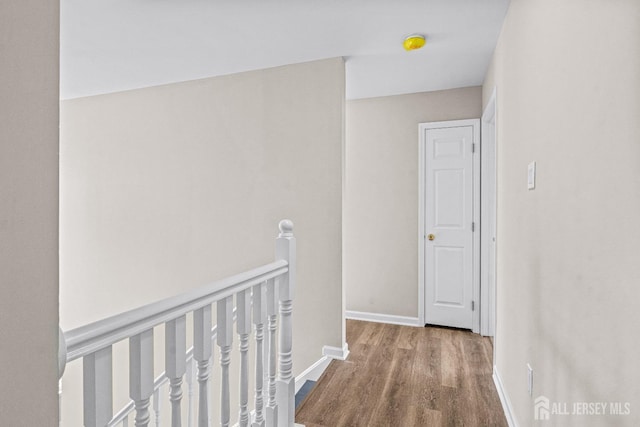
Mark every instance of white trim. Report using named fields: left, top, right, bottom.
left=295, top=356, right=332, bottom=393
left=493, top=365, right=519, bottom=427
left=345, top=310, right=422, bottom=327
left=418, top=126, right=426, bottom=326
left=481, top=87, right=498, bottom=338
left=482, top=88, right=497, bottom=124
left=472, top=119, right=481, bottom=334
left=322, top=343, right=350, bottom=361
left=418, top=119, right=481, bottom=332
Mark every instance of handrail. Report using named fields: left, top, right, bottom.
left=59, top=219, right=297, bottom=427
left=63, top=260, right=288, bottom=364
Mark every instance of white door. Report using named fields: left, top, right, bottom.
left=422, top=121, right=477, bottom=329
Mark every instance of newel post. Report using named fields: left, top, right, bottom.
left=275, top=219, right=296, bottom=427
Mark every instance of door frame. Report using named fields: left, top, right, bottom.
left=418, top=119, right=481, bottom=333
left=481, top=88, right=498, bottom=337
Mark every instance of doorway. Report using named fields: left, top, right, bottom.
left=418, top=119, right=480, bottom=331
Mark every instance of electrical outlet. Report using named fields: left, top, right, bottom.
left=527, top=364, right=534, bottom=396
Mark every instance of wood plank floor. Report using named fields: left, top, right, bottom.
left=295, top=320, right=507, bottom=427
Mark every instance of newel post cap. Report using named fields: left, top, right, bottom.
left=278, top=219, right=294, bottom=237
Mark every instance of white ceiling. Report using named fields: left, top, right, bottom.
left=61, top=0, right=509, bottom=100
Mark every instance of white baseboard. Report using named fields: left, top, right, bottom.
left=294, top=356, right=332, bottom=393
left=346, top=310, right=422, bottom=327
left=322, top=343, right=350, bottom=361
left=294, top=342, right=349, bottom=393
left=493, top=365, right=519, bottom=427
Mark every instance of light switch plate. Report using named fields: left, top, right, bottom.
left=528, top=161, right=536, bottom=190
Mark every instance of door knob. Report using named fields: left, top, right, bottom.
left=427, top=234, right=435, bottom=241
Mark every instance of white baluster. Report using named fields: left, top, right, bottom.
left=217, top=296, right=233, bottom=427
left=123, top=414, right=129, bottom=427
left=185, top=357, right=195, bottom=427
left=265, top=278, right=278, bottom=427
left=130, top=329, right=154, bottom=427
left=193, top=306, right=212, bottom=427
left=83, top=346, right=113, bottom=427
left=237, top=289, right=252, bottom=427
left=153, top=387, right=161, bottom=427
left=166, top=315, right=187, bottom=427
left=276, top=220, right=296, bottom=427
left=209, top=322, right=216, bottom=427
left=252, top=283, right=267, bottom=427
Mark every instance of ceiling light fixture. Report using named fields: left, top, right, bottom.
left=403, top=34, right=426, bottom=51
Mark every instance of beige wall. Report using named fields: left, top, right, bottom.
left=60, top=58, right=344, bottom=419
left=484, top=0, right=640, bottom=425
left=0, top=0, right=60, bottom=425
left=345, top=87, right=482, bottom=318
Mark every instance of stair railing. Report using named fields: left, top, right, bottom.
left=58, top=220, right=297, bottom=427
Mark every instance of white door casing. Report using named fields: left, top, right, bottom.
left=481, top=88, right=497, bottom=337
left=419, top=119, right=480, bottom=330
